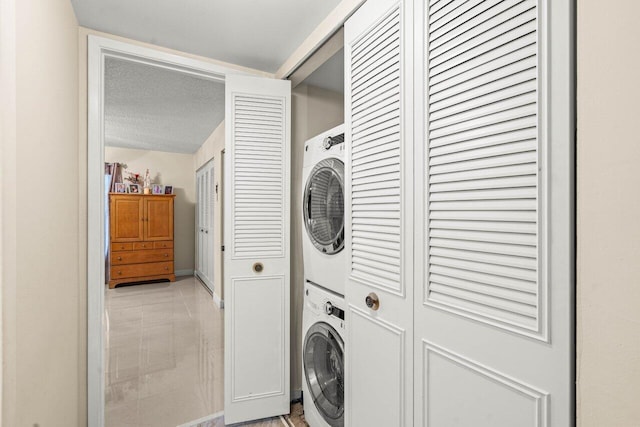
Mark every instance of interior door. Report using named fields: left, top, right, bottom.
left=344, top=0, right=414, bottom=425
left=413, top=0, right=574, bottom=425
left=224, top=74, right=291, bottom=424
left=196, top=162, right=215, bottom=291
left=196, top=171, right=203, bottom=277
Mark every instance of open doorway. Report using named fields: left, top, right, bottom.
left=87, top=35, right=262, bottom=427
left=102, top=55, right=226, bottom=426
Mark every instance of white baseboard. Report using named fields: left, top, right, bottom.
left=175, top=269, right=194, bottom=277
left=213, top=292, right=224, bottom=309
left=178, top=410, right=224, bottom=427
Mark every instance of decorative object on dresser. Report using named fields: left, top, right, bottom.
left=108, top=193, right=176, bottom=288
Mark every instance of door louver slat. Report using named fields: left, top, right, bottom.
left=350, top=5, right=402, bottom=294
left=232, top=95, right=285, bottom=258
left=426, top=0, right=541, bottom=333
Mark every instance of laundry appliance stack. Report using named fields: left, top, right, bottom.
left=300, top=124, right=347, bottom=427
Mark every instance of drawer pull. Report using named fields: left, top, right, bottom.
left=117, top=271, right=122, bottom=275
left=164, top=266, right=169, bottom=270
left=117, top=257, right=122, bottom=261
left=164, top=253, right=169, bottom=257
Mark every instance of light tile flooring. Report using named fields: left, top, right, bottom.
left=105, top=276, right=224, bottom=427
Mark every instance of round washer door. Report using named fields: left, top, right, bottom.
left=303, top=322, right=344, bottom=427
left=303, top=158, right=345, bottom=254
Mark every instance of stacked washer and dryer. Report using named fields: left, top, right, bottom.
left=301, top=124, right=347, bottom=427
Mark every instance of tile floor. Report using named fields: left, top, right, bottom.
left=105, top=276, right=224, bottom=427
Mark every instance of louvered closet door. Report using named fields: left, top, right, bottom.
left=196, top=161, right=215, bottom=292
left=224, top=75, right=291, bottom=424
left=344, top=0, right=414, bottom=425
left=413, top=0, right=574, bottom=425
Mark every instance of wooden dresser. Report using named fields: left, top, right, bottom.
left=108, top=193, right=176, bottom=288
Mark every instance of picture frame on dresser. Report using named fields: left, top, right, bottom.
left=152, top=184, right=163, bottom=194
left=164, top=185, right=173, bottom=194
left=114, top=182, right=127, bottom=193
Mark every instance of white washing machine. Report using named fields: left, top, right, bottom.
left=302, top=124, right=346, bottom=296
left=302, top=281, right=345, bottom=427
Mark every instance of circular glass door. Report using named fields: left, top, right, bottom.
left=304, top=158, right=345, bottom=254
left=304, top=322, right=344, bottom=427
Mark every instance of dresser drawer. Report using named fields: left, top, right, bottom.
left=110, top=261, right=173, bottom=279
left=154, top=240, right=173, bottom=249
left=111, top=249, right=173, bottom=265
left=133, top=241, right=153, bottom=250
left=112, top=242, right=133, bottom=252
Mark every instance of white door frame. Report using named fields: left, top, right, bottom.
left=86, top=35, right=262, bottom=427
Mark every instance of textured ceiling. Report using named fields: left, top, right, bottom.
left=303, top=48, right=344, bottom=93
left=105, top=57, right=225, bottom=153
left=71, top=0, right=342, bottom=73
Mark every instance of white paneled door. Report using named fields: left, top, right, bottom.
left=346, top=0, right=574, bottom=425
left=344, top=0, right=414, bottom=425
left=196, top=159, right=215, bottom=293
left=414, top=0, right=574, bottom=425
left=224, top=75, right=291, bottom=424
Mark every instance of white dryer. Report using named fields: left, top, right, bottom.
left=302, top=124, right=346, bottom=296
left=302, top=281, right=345, bottom=427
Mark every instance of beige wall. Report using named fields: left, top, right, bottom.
left=195, top=121, right=225, bottom=300
left=1, top=0, right=82, bottom=425
left=577, top=0, right=640, bottom=425
left=105, top=147, right=197, bottom=272
left=290, top=84, right=344, bottom=393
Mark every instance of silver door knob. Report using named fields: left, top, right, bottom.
left=365, top=293, right=379, bottom=311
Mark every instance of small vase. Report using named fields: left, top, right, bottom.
left=143, top=187, right=151, bottom=195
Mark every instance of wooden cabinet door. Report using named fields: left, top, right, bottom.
left=110, top=195, right=144, bottom=242
left=144, top=197, right=174, bottom=241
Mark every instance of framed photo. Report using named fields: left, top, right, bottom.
left=164, top=185, right=173, bottom=195
left=128, top=183, right=141, bottom=194
left=152, top=184, right=164, bottom=194
left=114, top=183, right=127, bottom=193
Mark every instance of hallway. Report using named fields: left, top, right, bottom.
left=105, top=276, right=223, bottom=427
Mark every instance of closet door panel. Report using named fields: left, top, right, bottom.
left=414, top=0, right=574, bottom=425
left=345, top=0, right=414, bottom=425
left=224, top=75, right=291, bottom=425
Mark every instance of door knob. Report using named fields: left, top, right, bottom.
left=253, top=262, right=264, bottom=273
left=365, top=292, right=380, bottom=311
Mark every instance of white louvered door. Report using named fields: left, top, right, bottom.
left=196, top=160, right=215, bottom=292
left=344, top=0, right=414, bottom=425
left=224, top=75, right=291, bottom=424
left=414, top=0, right=574, bottom=425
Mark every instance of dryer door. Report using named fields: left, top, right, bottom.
left=303, top=322, right=344, bottom=427
left=304, top=158, right=345, bottom=255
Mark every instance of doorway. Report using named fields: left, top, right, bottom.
left=87, top=35, right=262, bottom=427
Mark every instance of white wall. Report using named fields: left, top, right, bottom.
left=105, top=147, right=197, bottom=272
left=1, top=0, right=81, bottom=425
left=195, top=121, right=225, bottom=300
left=577, top=0, right=640, bottom=425
left=290, top=83, right=344, bottom=394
